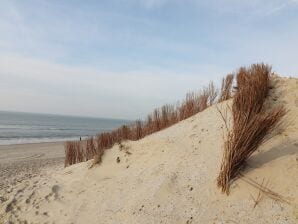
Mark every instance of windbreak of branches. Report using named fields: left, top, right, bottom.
left=65, top=80, right=226, bottom=167
left=217, top=64, right=286, bottom=194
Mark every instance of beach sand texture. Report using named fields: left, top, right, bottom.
left=0, top=76, right=297, bottom=224
left=0, top=142, right=64, bottom=201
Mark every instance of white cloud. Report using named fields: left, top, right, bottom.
left=0, top=0, right=297, bottom=120
left=136, top=0, right=297, bottom=13
left=191, top=0, right=296, bottom=17
left=0, top=54, right=225, bottom=119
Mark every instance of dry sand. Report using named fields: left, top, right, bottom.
left=0, top=76, right=297, bottom=224
left=0, top=142, right=64, bottom=215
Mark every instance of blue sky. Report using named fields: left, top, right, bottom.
left=0, top=0, right=298, bottom=119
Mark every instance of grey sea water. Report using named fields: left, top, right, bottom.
left=0, top=111, right=129, bottom=145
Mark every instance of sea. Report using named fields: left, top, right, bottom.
left=0, top=111, right=129, bottom=145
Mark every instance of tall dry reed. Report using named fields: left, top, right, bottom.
left=218, top=74, right=234, bottom=102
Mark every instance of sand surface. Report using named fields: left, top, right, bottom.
left=0, top=76, right=297, bottom=224
left=0, top=142, right=64, bottom=214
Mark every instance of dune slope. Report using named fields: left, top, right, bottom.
left=1, top=76, right=297, bottom=224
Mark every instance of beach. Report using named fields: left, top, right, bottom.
left=1, top=0, right=298, bottom=222
left=0, top=142, right=64, bottom=200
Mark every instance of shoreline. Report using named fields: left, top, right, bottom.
left=0, top=137, right=86, bottom=147
left=0, top=140, right=66, bottom=147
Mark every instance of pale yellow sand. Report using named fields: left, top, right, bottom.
left=0, top=142, right=64, bottom=196
left=0, top=76, right=297, bottom=224
left=0, top=142, right=65, bottom=164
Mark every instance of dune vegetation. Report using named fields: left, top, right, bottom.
left=65, top=79, right=226, bottom=166
left=2, top=64, right=296, bottom=224
left=217, top=64, right=286, bottom=194
left=65, top=63, right=286, bottom=195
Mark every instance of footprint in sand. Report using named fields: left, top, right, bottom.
left=186, top=216, right=193, bottom=224
left=52, top=185, right=60, bottom=199
left=45, top=185, right=60, bottom=202
left=5, top=198, right=16, bottom=213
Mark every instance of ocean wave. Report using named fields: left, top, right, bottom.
left=0, top=125, right=100, bottom=131
left=0, top=111, right=128, bottom=146
left=0, top=136, right=90, bottom=145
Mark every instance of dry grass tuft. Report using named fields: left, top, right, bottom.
left=249, top=177, right=267, bottom=208
left=218, top=74, right=234, bottom=102
left=65, top=142, right=75, bottom=167
left=86, top=137, right=96, bottom=160
left=64, top=141, right=84, bottom=167
left=242, top=174, right=289, bottom=204
left=217, top=63, right=286, bottom=194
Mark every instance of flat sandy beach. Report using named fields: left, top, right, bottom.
left=0, top=142, right=64, bottom=198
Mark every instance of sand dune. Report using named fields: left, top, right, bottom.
left=0, top=76, right=297, bottom=224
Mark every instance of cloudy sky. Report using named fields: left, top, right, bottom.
left=0, top=0, right=298, bottom=119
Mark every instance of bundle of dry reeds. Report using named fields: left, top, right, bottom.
left=217, top=63, right=286, bottom=194
left=86, top=137, right=96, bottom=160
left=64, top=141, right=84, bottom=167
left=218, top=74, right=234, bottom=102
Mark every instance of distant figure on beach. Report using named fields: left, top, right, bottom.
left=80, top=137, right=81, bottom=141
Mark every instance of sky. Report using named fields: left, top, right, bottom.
left=0, top=0, right=298, bottom=119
